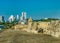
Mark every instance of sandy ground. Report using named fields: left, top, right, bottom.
left=0, top=29, right=60, bottom=43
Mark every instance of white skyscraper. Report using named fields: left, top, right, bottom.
left=20, top=16, right=23, bottom=21
left=0, top=16, right=5, bottom=22
left=8, top=15, right=15, bottom=22
left=22, top=12, right=26, bottom=20
left=20, top=12, right=27, bottom=24
left=16, top=15, right=20, bottom=21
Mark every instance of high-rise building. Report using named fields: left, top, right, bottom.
left=20, top=12, right=27, bottom=24
left=8, top=15, right=15, bottom=22
left=0, top=16, right=5, bottom=22
left=16, top=15, right=20, bottom=21
left=22, top=12, right=26, bottom=20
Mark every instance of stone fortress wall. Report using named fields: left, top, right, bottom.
left=12, top=17, right=60, bottom=37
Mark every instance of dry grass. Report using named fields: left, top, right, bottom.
left=0, top=29, right=60, bottom=43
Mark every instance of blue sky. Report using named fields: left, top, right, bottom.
left=0, top=0, right=60, bottom=20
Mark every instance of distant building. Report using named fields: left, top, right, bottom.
left=20, top=12, right=27, bottom=24
left=0, top=16, right=5, bottom=22
left=44, top=18, right=48, bottom=20
left=16, top=15, right=20, bottom=21
left=8, top=15, right=15, bottom=22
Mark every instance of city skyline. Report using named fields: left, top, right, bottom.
left=0, top=0, right=60, bottom=20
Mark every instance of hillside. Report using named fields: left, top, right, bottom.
left=0, top=29, right=60, bottom=43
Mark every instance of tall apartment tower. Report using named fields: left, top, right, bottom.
left=20, top=12, right=27, bottom=24
left=0, top=16, right=5, bottom=22
left=22, top=12, right=26, bottom=20
left=16, top=15, right=20, bottom=21
left=8, top=15, right=15, bottom=22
